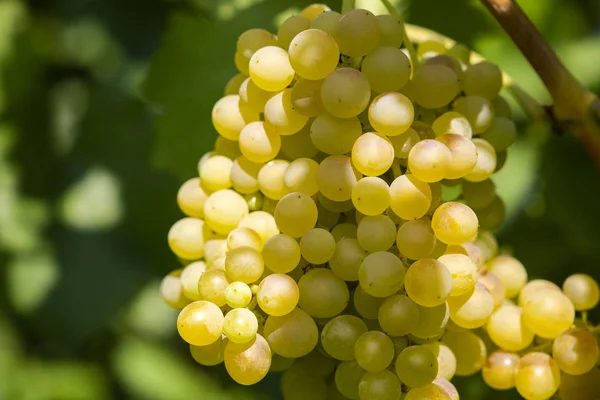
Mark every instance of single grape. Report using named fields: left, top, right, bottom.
left=335, top=360, right=367, bottom=400
left=212, top=94, right=258, bottom=140
left=310, top=113, right=362, bottom=155
left=562, top=273, right=600, bottom=311
left=225, top=281, right=253, bottom=308
left=352, top=133, right=395, bottom=177
left=405, top=258, right=452, bottom=307
left=238, top=77, right=275, bottom=114
left=264, top=89, right=309, bottom=136
left=321, top=68, right=371, bottom=118
left=351, top=177, right=391, bottom=216
left=453, top=96, right=494, bottom=134
left=522, top=289, right=575, bottom=339
left=317, top=155, right=362, bottom=202
left=277, top=15, right=311, bottom=50
left=198, top=269, right=229, bottom=307
left=274, top=192, right=317, bottom=238
left=482, top=351, right=519, bottom=390
left=362, top=46, right=411, bottom=93
left=462, top=61, right=503, bottom=100
left=291, top=78, right=324, bottom=117
left=249, top=46, right=295, bottom=92
left=438, top=253, right=477, bottom=296
left=262, top=233, right=300, bottom=273
left=263, top=308, right=318, bottom=358
left=422, top=342, right=457, bottom=381
left=355, top=331, right=395, bottom=372
left=515, top=352, right=561, bottom=400
left=486, top=255, right=527, bottom=298
left=322, top=315, right=368, bottom=361
left=389, top=174, right=432, bottom=220
left=329, top=238, right=367, bottom=282
left=257, top=273, right=299, bottom=316
left=331, top=223, right=358, bottom=242
left=298, top=268, right=349, bottom=318
left=408, top=139, right=452, bottom=183
left=353, top=286, right=385, bottom=320
left=431, top=201, right=478, bottom=245
left=411, top=302, right=450, bottom=340
left=395, top=345, right=439, bottom=388
left=177, top=301, right=224, bottom=346
left=288, top=29, right=339, bottom=80
left=335, top=9, right=380, bottom=57
left=300, top=228, right=336, bottom=264
left=177, top=178, right=208, bottom=218
left=396, top=219, right=436, bottom=260
left=376, top=14, right=404, bottom=48
left=224, top=333, right=271, bottom=385
left=358, top=370, right=402, bottom=400
left=411, top=64, right=460, bottom=109
left=160, top=269, right=191, bottom=309
left=357, top=215, right=396, bottom=253
left=435, top=133, right=478, bottom=180
left=447, top=281, right=495, bottom=329
left=432, top=111, right=473, bottom=139
left=225, top=246, right=264, bottom=284
left=442, top=330, right=487, bottom=376
left=227, top=227, right=262, bottom=251
left=180, top=261, right=207, bottom=300
left=552, top=328, right=599, bottom=375
left=223, top=308, right=259, bottom=344
left=358, top=251, right=406, bottom=298
left=168, top=217, right=212, bottom=260
left=311, top=10, right=341, bottom=34
left=239, top=210, right=280, bottom=244
left=190, top=335, right=228, bottom=366
left=518, top=279, right=561, bottom=307
left=486, top=302, right=534, bottom=351
left=378, top=294, right=419, bottom=336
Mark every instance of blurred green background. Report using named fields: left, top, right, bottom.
left=0, top=0, right=599, bottom=398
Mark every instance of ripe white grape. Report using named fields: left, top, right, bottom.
left=453, top=96, right=494, bottom=134
left=204, top=189, right=249, bottom=234
left=310, top=113, right=362, bottom=155
left=290, top=78, right=324, bottom=117
left=432, top=111, right=473, bottom=139
left=438, top=253, right=478, bottom=296
left=277, top=15, right=311, bottom=50
left=357, top=215, right=396, bottom=252
left=257, top=159, right=290, bottom=200
left=447, top=281, right=495, bottom=329
left=288, top=29, right=339, bottom=80
left=212, top=94, right=258, bottom=140
left=224, top=333, right=271, bottom=385
left=257, top=273, right=299, bottom=316
left=389, top=174, right=432, bottom=220
left=411, top=64, right=460, bottom=109
left=317, top=155, right=362, bottom=202
left=396, top=219, right=436, bottom=260
left=177, top=301, right=224, bottom=346
left=351, top=177, right=390, bottom=216
left=358, top=251, right=406, bottom=298
left=160, top=269, right=191, bottom=309
left=562, top=273, right=600, bottom=311
left=264, top=89, right=309, bottom=136
left=274, top=192, right=317, bottom=238
left=190, top=336, right=227, bottom=366
left=321, top=68, right=371, bottom=118
left=405, top=258, right=452, bottom=307
left=180, top=260, right=207, bottom=300
left=355, top=331, right=395, bottom=372
left=395, top=345, right=439, bottom=388
left=223, top=308, right=259, bottom=344
left=361, top=46, right=411, bottom=93
left=168, top=217, right=212, bottom=260
left=311, top=10, right=341, bottom=34
left=368, top=92, right=414, bottom=136
left=249, top=46, right=295, bottom=92
left=225, top=281, right=253, bottom=308
left=480, top=117, right=516, bottom=151
left=431, top=202, right=478, bottom=245
left=435, top=134, right=478, bottom=179
left=321, top=315, right=368, bottom=361
left=263, top=307, right=318, bottom=358
left=352, top=133, right=395, bottom=177
left=239, top=121, right=281, bottom=164
left=177, top=178, right=208, bottom=218
left=462, top=61, right=503, bottom=100
left=298, top=268, right=349, bottom=318
left=408, top=139, right=452, bottom=183
left=238, top=77, right=275, bottom=114
left=335, top=9, right=380, bottom=57
left=378, top=294, right=419, bottom=336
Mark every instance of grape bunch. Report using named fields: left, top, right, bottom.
left=160, top=3, right=600, bottom=400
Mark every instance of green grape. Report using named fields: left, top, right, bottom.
left=552, top=328, right=599, bottom=375
left=428, top=238, right=448, bottom=259
left=257, top=159, right=290, bottom=200
left=491, top=95, right=512, bottom=118
left=375, top=14, right=403, bottom=48
left=431, top=201, right=478, bottom=245
left=515, top=352, right=561, bottom=400
left=482, top=351, right=519, bottom=390
left=298, top=268, right=349, bottom=318
left=395, top=345, right=438, bottom=388
left=321, top=68, right=371, bottom=118
left=487, top=255, right=527, bottom=298
left=477, top=269, right=506, bottom=308
left=317, top=203, right=340, bottom=229
left=378, top=294, right=419, bottom=336
left=389, top=128, right=420, bottom=159
left=270, top=354, right=295, bottom=372
left=177, top=301, right=224, bottom=346
left=237, top=28, right=277, bottom=60
left=224, top=333, right=271, bottom=385
left=299, top=228, right=335, bottom=264
left=282, top=158, right=318, bottom=197
left=291, top=78, right=324, bottom=117
left=274, top=192, right=318, bottom=238
left=321, top=315, right=368, bottom=361
left=263, top=307, right=318, bottom=358
left=411, top=64, right=460, bottom=109
left=310, top=113, right=362, bottom=155
left=264, top=89, right=308, bottom=136
left=355, top=331, right=395, bottom=372
left=480, top=117, right=516, bottom=152
left=411, top=303, right=449, bottom=340
left=359, top=370, right=402, bottom=400
left=262, top=233, right=300, bottom=273
left=559, top=367, right=600, bottom=400
left=301, top=3, right=331, bottom=20
left=452, top=96, right=494, bottom=134
left=362, top=46, right=411, bottom=93
left=204, top=238, right=228, bottom=265
left=311, top=10, right=340, bottom=34
left=160, top=269, right=191, bottom=309
left=230, top=156, right=262, bottom=194
left=357, top=215, right=396, bottom=253
left=239, top=210, right=279, bottom=244
left=168, top=217, right=212, bottom=260
left=281, top=364, right=328, bottom=400
left=277, top=15, right=311, bottom=50
left=368, top=92, right=414, bottom=136
left=405, top=259, right=452, bottom=307
left=235, top=51, right=250, bottom=75
left=317, top=155, right=362, bottom=202
left=190, top=336, right=227, bottom=366
left=352, top=133, right=395, bottom=177
left=353, top=285, right=385, bottom=319
left=435, top=133, right=477, bottom=180
left=318, top=193, right=356, bottom=212
left=422, top=342, right=457, bottom=381
left=432, top=111, right=473, bottom=139
left=518, top=279, right=561, bottom=307
left=442, top=330, right=487, bottom=376
left=423, top=55, right=464, bottom=82
left=198, top=269, right=229, bottom=307
left=331, top=223, right=358, bottom=242
left=417, top=40, right=447, bottom=58
left=396, top=219, right=436, bottom=260
left=239, top=77, right=275, bottom=114
left=352, top=177, right=391, bottom=217
left=257, top=273, right=299, bottom=316
left=358, top=251, right=406, bottom=298
left=389, top=174, right=432, bottom=220
left=475, top=195, right=505, bottom=230
left=249, top=46, right=295, bottom=92
left=225, top=246, right=264, bottom=284
left=464, top=138, right=497, bottom=183
left=239, top=121, right=281, bottom=164
left=177, top=178, right=208, bottom=218
left=180, top=261, right=207, bottom=300
left=408, top=139, right=452, bottom=183
left=438, top=253, right=477, bottom=296
left=447, top=281, right=494, bottom=329
left=223, top=308, right=259, bottom=344
left=280, top=122, right=319, bottom=159
left=486, top=302, right=534, bottom=351
left=227, top=227, right=262, bottom=251
left=225, top=73, right=247, bottom=95
left=288, top=28, right=339, bottom=80
left=211, top=94, right=258, bottom=141
left=462, top=61, right=502, bottom=100
left=225, top=281, right=253, bottom=308
left=462, top=179, right=496, bottom=209
left=336, top=360, right=367, bottom=400
left=563, top=273, right=600, bottom=311
left=335, top=9, right=380, bottom=57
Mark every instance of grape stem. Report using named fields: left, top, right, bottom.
left=480, top=0, right=600, bottom=168
left=379, top=0, right=420, bottom=69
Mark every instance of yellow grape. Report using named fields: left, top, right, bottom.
left=298, top=268, right=349, bottom=318
left=224, top=333, right=271, bottom=385
left=160, top=269, right=191, bottom=309
left=411, top=64, right=460, bottom=109
left=552, top=328, right=599, bottom=375
left=257, top=273, right=299, bottom=316
left=212, top=95, right=258, bottom=140
left=486, top=302, right=534, bottom=351
left=486, top=255, right=527, bottom=298
left=378, top=294, right=419, bottom=337
left=249, top=46, right=295, bottom=92
left=435, top=133, right=478, bottom=179
left=352, top=132, right=395, bottom=177
left=204, top=189, right=249, bottom=234
left=518, top=279, right=561, bottom=307
left=362, top=46, right=411, bottom=93
left=408, top=139, right=452, bottom=182
left=432, top=111, right=473, bottom=139
left=522, top=289, right=575, bottom=339
left=180, top=261, right=207, bottom=300
left=438, top=253, right=478, bottom=296
left=411, top=302, right=450, bottom=340
left=396, top=219, right=436, bottom=260
left=168, top=217, right=212, bottom=260
left=442, top=330, right=487, bottom=376
left=238, top=211, right=279, bottom=245
left=263, top=307, right=318, bottom=358
left=452, top=96, right=494, bottom=134
left=274, top=192, right=317, bottom=238
left=447, top=281, right=495, bottom=329
left=264, top=89, right=309, bottom=136
left=288, top=29, right=339, bottom=80
left=291, top=78, right=324, bottom=117
left=224, top=281, right=253, bottom=308
left=477, top=269, right=506, bottom=308
left=335, top=9, right=380, bottom=57
left=431, top=202, right=478, bottom=245
left=368, top=92, right=414, bottom=136
left=230, top=156, right=263, bottom=194
left=225, top=246, right=264, bottom=284
left=389, top=127, right=420, bottom=159
left=199, top=154, right=233, bottom=192
left=190, top=336, right=227, bottom=366
left=198, top=269, right=229, bottom=306
left=177, top=178, right=208, bottom=218
left=351, top=177, right=391, bottom=216
left=238, top=77, right=275, bottom=114
left=389, top=174, right=432, bottom=220
left=482, top=351, right=519, bottom=390
left=562, top=273, right=600, bottom=311
left=277, top=15, right=311, bottom=50
left=300, top=3, right=331, bottom=20
left=310, top=113, right=362, bottom=155
left=177, top=301, right=224, bottom=346
left=257, top=159, right=290, bottom=200
left=355, top=331, right=395, bottom=372
left=422, top=342, right=457, bottom=381
left=223, top=308, right=259, bottom=344
left=358, top=251, right=406, bottom=298
left=239, top=121, right=281, bottom=164
left=321, top=68, right=371, bottom=118
left=357, top=215, right=396, bottom=253
left=262, top=233, right=301, bottom=273
left=283, top=157, right=319, bottom=196
left=515, top=352, right=561, bottom=400
left=317, top=155, right=362, bottom=202
left=405, top=258, right=453, bottom=307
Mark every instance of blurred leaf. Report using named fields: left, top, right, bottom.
left=124, top=280, right=178, bottom=339
left=557, top=36, right=600, bottom=90
left=0, top=196, right=49, bottom=253
left=7, top=247, right=59, bottom=315
left=50, top=79, right=89, bottom=157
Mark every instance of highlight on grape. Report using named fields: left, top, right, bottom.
left=161, top=3, right=600, bottom=399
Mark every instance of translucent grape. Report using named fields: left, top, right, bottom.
left=180, top=261, right=206, bottom=300
left=389, top=128, right=420, bottom=159
left=239, top=121, right=281, bottom=164
left=177, top=178, right=208, bottom=218
left=321, top=68, right=371, bottom=118
left=522, top=289, right=575, bottom=339
left=198, top=269, right=229, bottom=306
left=264, top=89, right=309, bottom=136
left=277, top=15, right=311, bottom=50
left=223, top=308, right=258, bottom=344
left=311, top=10, right=340, bottom=34
left=168, top=217, right=212, bottom=260
left=405, top=258, right=452, bottom=307
left=352, top=177, right=391, bottom=216
left=405, top=378, right=459, bottom=400
left=478, top=269, right=506, bottom=308
left=225, top=246, right=264, bottom=284
left=335, top=9, right=380, bottom=57
left=461, top=179, right=496, bottom=210
left=482, top=351, right=519, bottom=390
left=204, top=239, right=228, bottom=265
left=291, top=78, right=324, bottom=117
left=359, top=370, right=402, bottom=400
left=300, top=228, right=336, bottom=264
left=408, top=139, right=452, bottom=183
left=355, top=331, right=395, bottom=372
left=274, top=192, right=317, bottom=238
left=395, top=345, right=439, bottom=388
left=396, top=219, right=436, bottom=260
left=225, top=73, right=247, bottom=95
left=518, top=279, right=561, bottom=307
left=190, top=336, right=227, bottom=366
left=411, top=65, right=460, bottom=109
left=453, top=96, right=494, bottom=134
left=177, top=301, right=224, bottom=346
left=238, top=77, right=275, bottom=114
left=480, top=117, right=516, bottom=151
left=212, top=95, right=258, bottom=140
left=552, top=328, right=599, bottom=375
left=487, top=255, right=527, bottom=298
left=224, top=333, right=271, bottom=385
left=257, top=159, right=289, bottom=200
left=225, top=281, right=253, bottom=308
left=335, top=360, right=367, bottom=400
left=310, top=113, right=362, bottom=155
left=357, top=251, right=405, bottom=298
left=352, top=133, right=395, bottom=177
left=368, top=92, right=414, bottom=136
left=431, top=111, right=473, bottom=139
left=486, top=302, right=534, bottom=351
left=422, top=342, right=457, bottom=381
left=354, top=285, right=385, bottom=320
left=389, top=174, right=432, bottom=220
left=230, top=156, right=262, bottom=194
left=227, top=227, right=262, bottom=252
left=378, top=294, right=419, bottom=336
left=317, top=155, right=362, bottom=202
left=322, top=315, right=368, bottom=361
left=288, top=29, right=339, bottom=80
left=515, top=352, right=561, bottom=400
left=331, top=223, right=358, bottom=242
left=249, top=46, right=295, bottom=92
left=239, top=210, right=279, bottom=244
left=437, top=253, right=477, bottom=296
left=362, top=46, right=411, bottom=93
left=411, top=303, right=450, bottom=340
left=435, top=133, right=477, bottom=179
left=442, top=330, right=487, bottom=376
left=262, top=233, right=300, bottom=273
left=298, top=268, right=349, bottom=318
left=280, top=122, right=319, bottom=160
left=431, top=201, right=478, bottom=245
left=263, top=307, right=318, bottom=358
left=447, top=281, right=494, bottom=329
left=199, top=155, right=232, bottom=192
left=160, top=269, right=191, bottom=309
left=462, top=61, right=502, bottom=100
left=357, top=215, right=396, bottom=253
left=257, top=273, right=299, bottom=316
left=562, top=273, right=600, bottom=311
left=376, top=14, right=403, bottom=48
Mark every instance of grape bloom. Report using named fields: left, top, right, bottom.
left=161, top=3, right=600, bottom=399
